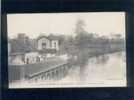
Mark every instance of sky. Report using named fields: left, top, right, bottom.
left=7, top=12, right=125, bottom=39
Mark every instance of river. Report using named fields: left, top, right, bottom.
left=59, top=51, right=126, bottom=87
left=9, top=51, right=126, bottom=88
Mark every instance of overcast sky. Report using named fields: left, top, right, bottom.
left=7, top=12, right=125, bottom=39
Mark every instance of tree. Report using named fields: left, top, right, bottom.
left=75, top=19, right=86, bottom=35
left=11, top=34, right=33, bottom=53
left=74, top=19, right=91, bottom=80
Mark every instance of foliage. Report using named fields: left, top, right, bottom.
left=10, top=35, right=35, bottom=53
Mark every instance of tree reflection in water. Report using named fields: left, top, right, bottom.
left=75, top=51, right=110, bottom=81
left=69, top=51, right=125, bottom=82
left=94, top=55, right=109, bottom=65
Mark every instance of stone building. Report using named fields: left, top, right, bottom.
left=37, top=35, right=59, bottom=51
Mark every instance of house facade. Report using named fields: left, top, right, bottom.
left=37, top=35, right=59, bottom=51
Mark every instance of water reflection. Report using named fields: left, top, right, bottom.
left=91, top=55, right=109, bottom=65
left=61, top=51, right=126, bottom=86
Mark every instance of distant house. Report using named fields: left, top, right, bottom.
left=37, top=35, right=59, bottom=52
left=24, top=52, right=46, bottom=64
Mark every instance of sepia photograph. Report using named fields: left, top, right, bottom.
left=7, top=12, right=126, bottom=88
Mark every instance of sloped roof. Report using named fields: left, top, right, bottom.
left=37, top=35, right=49, bottom=41
left=47, top=35, right=59, bottom=40
left=37, top=35, right=59, bottom=41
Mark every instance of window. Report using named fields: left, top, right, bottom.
left=54, top=42, right=56, bottom=48
left=42, top=43, right=46, bottom=49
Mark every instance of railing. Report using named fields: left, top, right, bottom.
left=28, top=63, right=70, bottom=82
